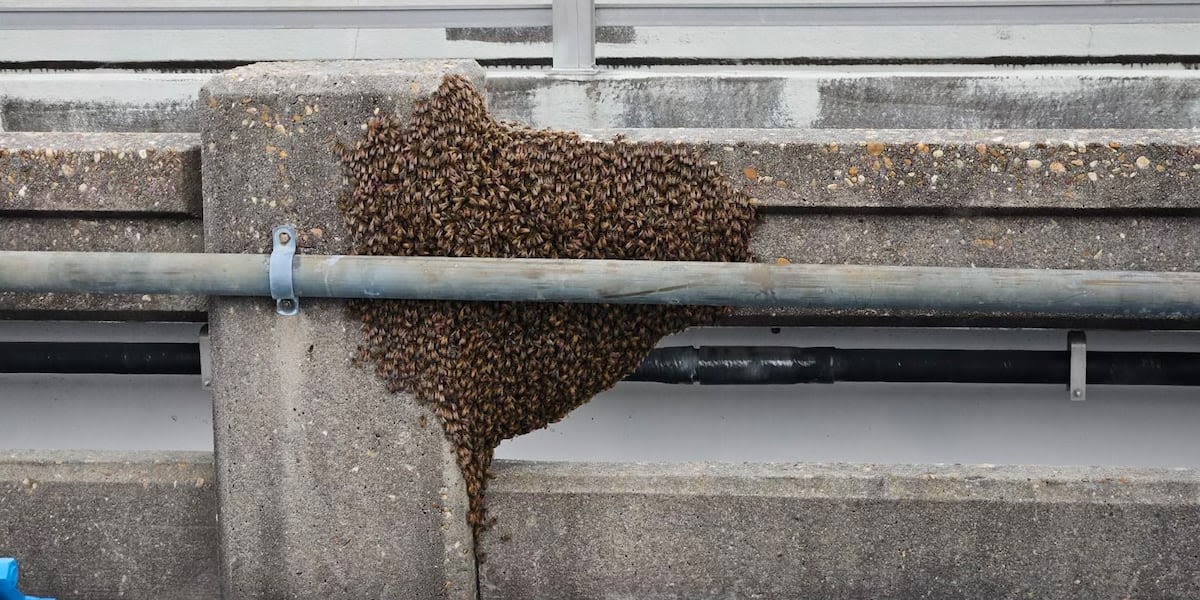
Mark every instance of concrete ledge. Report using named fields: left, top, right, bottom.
left=0, top=217, right=202, bottom=253
left=0, top=133, right=201, bottom=215
left=6, top=67, right=1200, bottom=133
left=606, top=129, right=1200, bottom=210
left=0, top=450, right=219, bottom=600
left=0, top=292, right=206, bottom=318
left=480, top=461, right=1200, bottom=600
left=0, top=70, right=207, bottom=133
left=488, top=68, right=1200, bottom=130
left=5, top=128, right=1195, bottom=216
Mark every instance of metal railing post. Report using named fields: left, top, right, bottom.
left=552, top=0, right=596, bottom=72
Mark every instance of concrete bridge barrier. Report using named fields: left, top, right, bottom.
left=2, top=59, right=1200, bottom=600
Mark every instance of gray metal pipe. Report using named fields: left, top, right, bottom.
left=4, top=250, right=1200, bottom=318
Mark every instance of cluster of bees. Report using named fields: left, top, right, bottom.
left=336, top=74, right=756, bottom=541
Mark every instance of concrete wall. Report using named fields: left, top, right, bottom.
left=480, top=461, right=1200, bottom=599
left=5, top=65, right=1200, bottom=132
left=486, top=66, right=1200, bottom=129
left=5, top=448, right=1197, bottom=599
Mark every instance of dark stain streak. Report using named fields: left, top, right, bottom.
left=445, top=26, right=634, bottom=44
left=601, top=283, right=693, bottom=300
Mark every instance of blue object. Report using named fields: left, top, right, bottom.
left=0, top=559, right=54, bottom=600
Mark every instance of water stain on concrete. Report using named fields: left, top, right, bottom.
left=0, top=99, right=197, bottom=133
left=446, top=26, right=635, bottom=44
left=812, top=76, right=1200, bottom=129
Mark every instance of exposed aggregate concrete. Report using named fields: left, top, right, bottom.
left=0, top=132, right=201, bottom=215
left=606, top=129, right=1200, bottom=210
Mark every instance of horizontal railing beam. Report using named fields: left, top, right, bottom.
left=4, top=0, right=1198, bottom=30
left=3, top=250, right=1200, bottom=319
left=0, top=4, right=554, bottom=29
left=6, top=1, right=1197, bottom=70
left=594, top=0, right=1200, bottom=26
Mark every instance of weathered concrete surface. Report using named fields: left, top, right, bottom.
left=0, top=217, right=202, bottom=253
left=487, top=68, right=1200, bottom=130
left=0, top=70, right=208, bottom=133
left=0, top=217, right=205, bottom=316
left=1, top=99, right=200, bottom=133
left=480, top=461, right=1200, bottom=600
left=6, top=67, right=1200, bottom=132
left=0, top=132, right=201, bottom=215
left=606, top=128, right=1200, bottom=209
left=0, top=450, right=218, bottom=600
left=200, top=60, right=481, bottom=600
left=0, top=292, right=205, bottom=319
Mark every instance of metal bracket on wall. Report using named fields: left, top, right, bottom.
left=1069, top=330, right=1086, bottom=401
left=198, top=324, right=213, bottom=388
left=269, top=226, right=299, bottom=316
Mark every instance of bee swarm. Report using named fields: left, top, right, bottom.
left=336, top=74, right=756, bottom=542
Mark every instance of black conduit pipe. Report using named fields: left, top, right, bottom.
left=627, top=346, right=1200, bottom=386
left=0, top=342, right=200, bottom=375
left=2, top=342, right=1199, bottom=386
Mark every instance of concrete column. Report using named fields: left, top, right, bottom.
left=199, top=60, right=482, bottom=600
